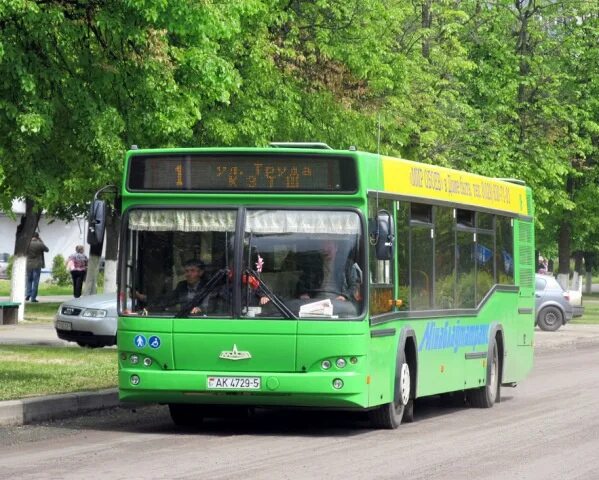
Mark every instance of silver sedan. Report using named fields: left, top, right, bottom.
left=54, top=293, right=117, bottom=347
left=535, top=274, right=574, bottom=331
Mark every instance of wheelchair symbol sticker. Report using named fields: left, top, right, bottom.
left=134, top=335, right=146, bottom=348
left=149, top=336, right=161, bottom=349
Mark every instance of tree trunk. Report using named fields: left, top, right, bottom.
left=583, top=251, right=595, bottom=294
left=103, top=207, right=120, bottom=294
left=421, top=0, right=432, bottom=60
left=571, top=251, right=583, bottom=291
left=557, top=222, right=571, bottom=290
left=585, top=271, right=593, bottom=295
left=515, top=1, right=535, bottom=144
left=83, top=242, right=102, bottom=296
left=11, top=199, right=41, bottom=321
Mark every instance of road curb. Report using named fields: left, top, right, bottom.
left=0, top=388, right=120, bottom=427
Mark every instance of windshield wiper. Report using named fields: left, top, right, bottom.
left=175, top=268, right=229, bottom=318
left=245, top=268, right=297, bottom=320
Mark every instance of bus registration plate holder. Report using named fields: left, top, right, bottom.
left=207, top=376, right=261, bottom=390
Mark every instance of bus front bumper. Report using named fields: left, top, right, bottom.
left=119, top=368, right=370, bottom=408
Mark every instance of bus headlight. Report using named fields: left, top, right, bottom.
left=321, top=360, right=331, bottom=370
left=336, top=358, right=347, bottom=368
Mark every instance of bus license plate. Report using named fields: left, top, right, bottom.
left=207, top=376, right=261, bottom=390
left=56, top=320, right=72, bottom=331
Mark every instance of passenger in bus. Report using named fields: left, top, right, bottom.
left=134, top=259, right=209, bottom=313
left=256, top=241, right=361, bottom=316
left=295, top=240, right=362, bottom=315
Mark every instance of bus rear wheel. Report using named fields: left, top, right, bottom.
left=469, top=338, right=500, bottom=408
left=369, top=362, right=413, bottom=429
left=168, top=403, right=204, bottom=427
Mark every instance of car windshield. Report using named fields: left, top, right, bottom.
left=120, top=208, right=364, bottom=319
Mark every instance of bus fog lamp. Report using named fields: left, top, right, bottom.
left=336, top=358, right=347, bottom=368
left=130, top=354, right=139, bottom=364
left=143, top=357, right=152, bottom=367
left=130, top=375, right=140, bottom=385
left=332, top=379, right=344, bottom=389
left=321, top=360, right=331, bottom=370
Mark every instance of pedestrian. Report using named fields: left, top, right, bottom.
left=537, top=256, right=548, bottom=275
left=66, top=245, right=88, bottom=298
left=26, top=232, right=49, bottom=302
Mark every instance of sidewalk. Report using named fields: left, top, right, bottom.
left=534, top=323, right=599, bottom=351
left=1, top=322, right=599, bottom=427
left=0, top=295, right=71, bottom=303
left=0, top=323, right=71, bottom=347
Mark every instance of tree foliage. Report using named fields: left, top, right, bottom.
left=0, top=0, right=597, bottom=272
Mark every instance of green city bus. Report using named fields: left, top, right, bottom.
left=92, top=143, right=535, bottom=429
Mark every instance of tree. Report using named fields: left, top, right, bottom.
left=0, top=1, right=259, bottom=313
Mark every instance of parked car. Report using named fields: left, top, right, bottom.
left=535, top=274, right=573, bottom=331
left=54, top=293, right=117, bottom=347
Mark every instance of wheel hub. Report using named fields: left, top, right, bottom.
left=399, top=362, right=410, bottom=405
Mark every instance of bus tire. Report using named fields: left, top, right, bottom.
left=369, top=359, right=413, bottom=429
left=469, top=337, right=500, bottom=408
left=537, top=306, right=563, bottom=331
left=168, top=403, right=204, bottom=427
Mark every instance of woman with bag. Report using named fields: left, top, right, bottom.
left=67, top=245, right=88, bottom=298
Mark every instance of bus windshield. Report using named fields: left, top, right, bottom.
left=121, top=208, right=364, bottom=319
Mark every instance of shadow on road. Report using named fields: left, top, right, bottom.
left=31, top=393, right=511, bottom=438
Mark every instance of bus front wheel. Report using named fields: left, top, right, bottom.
left=468, top=338, right=500, bottom=408
left=369, top=361, right=413, bottom=429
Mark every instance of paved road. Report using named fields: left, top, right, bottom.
left=0, top=343, right=598, bottom=479
left=0, top=323, right=71, bottom=347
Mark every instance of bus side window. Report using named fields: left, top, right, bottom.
left=368, top=198, right=394, bottom=315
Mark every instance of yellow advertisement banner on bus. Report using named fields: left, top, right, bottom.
left=382, top=157, right=529, bottom=216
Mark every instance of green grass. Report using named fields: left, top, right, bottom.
left=573, top=295, right=599, bottom=325
left=0, top=345, right=117, bottom=401
left=23, top=302, right=61, bottom=324
left=0, top=279, right=72, bottom=296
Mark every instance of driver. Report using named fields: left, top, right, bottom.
left=135, top=259, right=209, bottom=313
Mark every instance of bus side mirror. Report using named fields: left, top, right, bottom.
left=369, top=210, right=394, bottom=261
left=87, top=199, right=106, bottom=246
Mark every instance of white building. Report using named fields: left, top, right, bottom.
left=0, top=200, right=88, bottom=281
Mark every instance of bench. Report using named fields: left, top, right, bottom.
left=0, top=302, right=20, bottom=325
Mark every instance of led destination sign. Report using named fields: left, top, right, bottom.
left=128, top=154, right=357, bottom=192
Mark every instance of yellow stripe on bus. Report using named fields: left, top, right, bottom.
left=382, top=156, right=529, bottom=216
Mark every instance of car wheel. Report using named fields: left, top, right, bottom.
left=537, top=306, right=563, bottom=331
left=168, top=404, right=204, bottom=427
left=76, top=342, right=101, bottom=348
